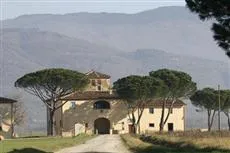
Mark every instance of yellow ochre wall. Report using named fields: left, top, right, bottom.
left=87, top=79, right=110, bottom=91
left=113, top=106, right=185, bottom=134
left=54, top=75, right=185, bottom=136
left=62, top=100, right=86, bottom=113
left=55, top=99, right=185, bottom=136
left=139, top=107, right=185, bottom=133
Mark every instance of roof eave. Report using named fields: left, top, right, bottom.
left=61, top=97, right=120, bottom=101
left=0, top=97, right=17, bottom=104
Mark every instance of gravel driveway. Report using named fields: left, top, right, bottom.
left=56, top=135, right=131, bottom=153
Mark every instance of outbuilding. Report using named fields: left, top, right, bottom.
left=0, top=97, right=17, bottom=138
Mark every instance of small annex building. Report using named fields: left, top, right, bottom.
left=54, top=70, right=186, bottom=136
left=0, top=97, right=17, bottom=138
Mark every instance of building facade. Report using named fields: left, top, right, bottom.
left=54, top=70, right=185, bottom=136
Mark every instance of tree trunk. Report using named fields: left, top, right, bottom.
left=12, top=124, right=15, bottom=138
left=210, top=110, right=216, bottom=131
left=228, top=115, right=230, bottom=131
left=47, top=107, right=55, bottom=136
left=132, top=124, right=136, bottom=134
left=227, top=114, right=230, bottom=131
left=136, top=106, right=144, bottom=134
left=131, top=110, right=136, bottom=134
left=50, top=110, right=55, bottom=136
left=163, top=100, right=175, bottom=125
left=137, top=108, right=140, bottom=134
left=47, top=107, right=51, bottom=136
left=10, top=103, right=14, bottom=138
left=208, top=111, right=211, bottom=132
left=159, top=100, right=166, bottom=132
left=224, top=112, right=230, bottom=131
left=207, top=110, right=216, bottom=132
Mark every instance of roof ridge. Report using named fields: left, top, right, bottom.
left=85, top=70, right=110, bottom=79
left=95, top=71, right=100, bottom=77
left=85, top=69, right=94, bottom=75
left=0, top=97, right=17, bottom=103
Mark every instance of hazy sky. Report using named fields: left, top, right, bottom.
left=1, top=0, right=185, bottom=20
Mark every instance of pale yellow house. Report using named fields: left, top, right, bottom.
left=54, top=70, right=185, bottom=136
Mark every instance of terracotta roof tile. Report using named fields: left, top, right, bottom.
left=148, top=99, right=185, bottom=108
left=62, top=91, right=119, bottom=100
left=62, top=91, right=185, bottom=108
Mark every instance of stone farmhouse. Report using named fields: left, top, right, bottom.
left=54, top=70, right=186, bottom=136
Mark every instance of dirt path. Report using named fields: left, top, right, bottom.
left=56, top=135, right=131, bottom=153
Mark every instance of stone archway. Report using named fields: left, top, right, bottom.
left=94, top=118, right=110, bottom=134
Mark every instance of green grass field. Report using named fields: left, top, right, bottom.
left=121, top=133, right=230, bottom=153
left=0, top=134, right=94, bottom=153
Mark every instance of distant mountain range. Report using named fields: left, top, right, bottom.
left=3, top=6, right=228, bottom=60
left=1, top=6, right=230, bottom=132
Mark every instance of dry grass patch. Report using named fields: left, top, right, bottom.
left=121, top=133, right=230, bottom=153
left=121, top=134, right=151, bottom=151
left=149, top=131, right=230, bottom=150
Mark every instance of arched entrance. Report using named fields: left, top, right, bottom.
left=94, top=118, right=110, bottom=134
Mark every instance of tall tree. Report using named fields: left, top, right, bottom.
left=113, top=75, right=165, bottom=134
left=190, top=88, right=220, bottom=131
left=15, top=68, right=88, bottom=136
left=220, top=90, right=230, bottom=131
left=186, top=0, right=230, bottom=57
left=149, top=69, right=197, bottom=132
left=223, top=102, right=230, bottom=131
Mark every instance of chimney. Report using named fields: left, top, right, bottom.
left=109, top=89, right=113, bottom=95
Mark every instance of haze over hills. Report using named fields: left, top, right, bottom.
left=1, top=6, right=230, bottom=132
left=2, top=6, right=227, bottom=61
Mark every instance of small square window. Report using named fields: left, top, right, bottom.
left=97, top=86, right=102, bottom=91
left=71, top=101, right=76, bottom=109
left=149, top=108, right=154, bottom=114
left=149, top=123, right=155, bottom=127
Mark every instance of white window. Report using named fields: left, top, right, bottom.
left=170, top=108, right=173, bottom=114
left=91, top=80, right=96, bottom=86
left=97, top=85, right=102, bottom=91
